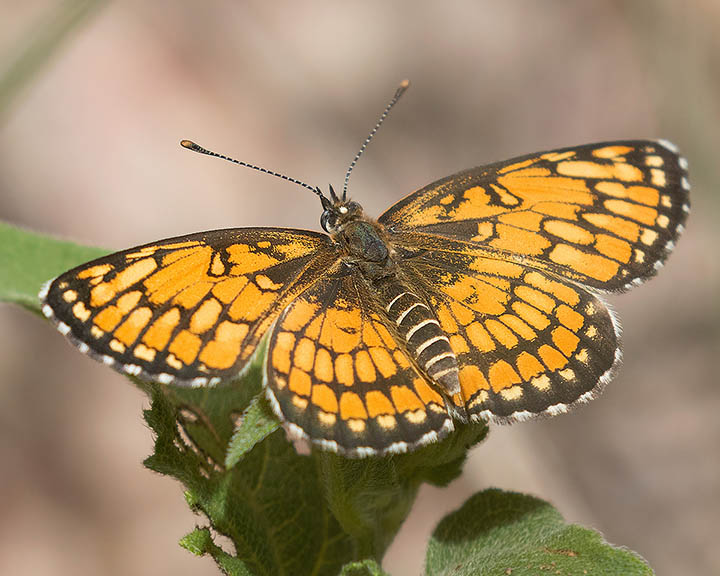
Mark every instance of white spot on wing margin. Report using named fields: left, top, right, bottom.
left=656, top=139, right=679, bottom=153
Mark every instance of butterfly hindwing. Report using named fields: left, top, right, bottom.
left=265, top=268, right=454, bottom=456
left=381, top=140, right=689, bottom=292
left=42, top=228, right=337, bottom=385
left=396, top=238, right=620, bottom=421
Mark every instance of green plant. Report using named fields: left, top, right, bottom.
left=0, top=221, right=654, bottom=575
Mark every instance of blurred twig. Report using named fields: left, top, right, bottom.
left=0, top=0, right=108, bottom=122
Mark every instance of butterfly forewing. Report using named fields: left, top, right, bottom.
left=381, top=140, right=689, bottom=292
left=43, top=228, right=337, bottom=385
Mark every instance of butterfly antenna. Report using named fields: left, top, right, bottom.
left=180, top=140, right=330, bottom=206
left=342, top=79, right=410, bottom=201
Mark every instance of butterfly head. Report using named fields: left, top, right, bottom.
left=320, top=184, right=363, bottom=233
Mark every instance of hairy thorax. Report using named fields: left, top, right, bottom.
left=337, top=218, right=393, bottom=278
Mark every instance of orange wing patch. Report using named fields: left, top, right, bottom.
left=43, top=228, right=337, bottom=385
left=380, top=140, right=689, bottom=292
left=401, top=244, right=620, bottom=422
left=265, top=271, right=453, bottom=456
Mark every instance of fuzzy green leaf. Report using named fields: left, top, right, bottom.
left=225, top=394, right=280, bottom=469
left=426, top=489, right=653, bottom=576
left=180, top=527, right=254, bottom=575
left=0, top=221, right=107, bottom=312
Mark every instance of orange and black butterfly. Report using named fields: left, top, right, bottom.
left=41, top=82, right=690, bottom=457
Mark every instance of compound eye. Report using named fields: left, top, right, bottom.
left=320, top=211, right=336, bottom=232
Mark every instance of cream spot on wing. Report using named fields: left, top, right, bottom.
left=531, top=374, right=551, bottom=391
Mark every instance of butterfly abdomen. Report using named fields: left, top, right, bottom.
left=339, top=218, right=461, bottom=397
left=382, top=285, right=460, bottom=396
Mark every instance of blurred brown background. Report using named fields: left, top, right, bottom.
left=1, top=1, right=718, bottom=574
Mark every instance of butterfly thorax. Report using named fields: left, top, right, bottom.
left=340, top=219, right=389, bottom=264
left=326, top=200, right=463, bottom=401
left=323, top=200, right=390, bottom=272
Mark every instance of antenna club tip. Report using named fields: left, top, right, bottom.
left=180, top=139, right=197, bottom=149
left=399, top=79, right=410, bottom=88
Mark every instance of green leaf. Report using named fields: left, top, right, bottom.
left=180, top=527, right=254, bottom=576
left=225, top=392, right=280, bottom=469
left=426, top=489, right=654, bottom=576
left=0, top=221, right=107, bottom=313
left=339, top=559, right=390, bottom=576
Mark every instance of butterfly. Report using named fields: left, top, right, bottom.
left=40, top=82, right=690, bottom=457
